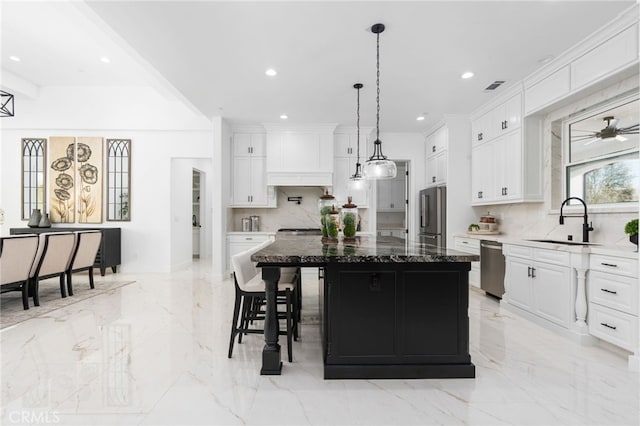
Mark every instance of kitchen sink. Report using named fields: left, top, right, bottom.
left=526, top=239, right=600, bottom=246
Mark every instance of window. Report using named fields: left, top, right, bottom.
left=565, top=95, right=639, bottom=207
left=106, top=139, right=131, bottom=221
left=21, top=138, right=47, bottom=220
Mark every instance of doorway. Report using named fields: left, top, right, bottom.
left=192, top=169, right=201, bottom=258
left=375, top=160, right=409, bottom=238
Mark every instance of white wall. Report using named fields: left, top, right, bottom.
left=0, top=86, right=219, bottom=273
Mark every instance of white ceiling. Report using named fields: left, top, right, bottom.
left=1, top=1, right=636, bottom=132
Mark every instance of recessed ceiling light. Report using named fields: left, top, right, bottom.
left=461, top=71, right=474, bottom=79
left=100, top=57, right=110, bottom=64
left=9, top=56, right=20, bottom=62
left=265, top=68, right=277, bottom=76
left=416, top=116, right=425, bottom=121
left=280, top=114, right=288, bottom=119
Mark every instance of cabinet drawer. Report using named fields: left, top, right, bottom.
left=589, top=271, right=638, bottom=315
left=534, top=248, right=569, bottom=266
left=590, top=254, right=637, bottom=278
left=503, top=244, right=532, bottom=259
left=454, top=237, right=480, bottom=254
left=228, top=234, right=272, bottom=244
left=589, top=303, right=638, bottom=351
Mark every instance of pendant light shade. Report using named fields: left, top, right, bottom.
left=363, top=23, right=397, bottom=180
left=348, top=83, right=369, bottom=192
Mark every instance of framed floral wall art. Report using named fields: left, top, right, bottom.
left=48, top=136, right=104, bottom=223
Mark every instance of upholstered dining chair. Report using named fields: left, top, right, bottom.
left=29, top=232, right=76, bottom=306
left=0, top=234, right=40, bottom=309
left=228, top=242, right=299, bottom=362
left=66, top=230, right=102, bottom=296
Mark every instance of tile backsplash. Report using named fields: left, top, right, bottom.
left=230, top=187, right=369, bottom=232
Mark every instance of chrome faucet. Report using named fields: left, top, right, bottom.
left=559, top=197, right=594, bottom=242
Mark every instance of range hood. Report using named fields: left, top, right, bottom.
left=263, top=123, right=337, bottom=187
left=267, top=171, right=332, bottom=186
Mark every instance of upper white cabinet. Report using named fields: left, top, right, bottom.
left=425, top=126, right=448, bottom=187
left=524, top=21, right=639, bottom=115
left=333, top=132, right=369, bottom=206
left=524, top=66, right=571, bottom=115
left=264, top=124, right=336, bottom=186
left=233, top=133, right=265, bottom=157
left=571, top=24, right=639, bottom=92
left=230, top=132, right=276, bottom=207
left=470, top=89, right=542, bottom=206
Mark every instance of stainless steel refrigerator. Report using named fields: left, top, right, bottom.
left=419, top=186, right=446, bottom=248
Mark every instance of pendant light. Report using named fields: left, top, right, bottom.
left=348, top=83, right=369, bottom=191
left=363, top=23, right=397, bottom=180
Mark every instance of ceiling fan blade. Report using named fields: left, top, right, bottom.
left=571, top=135, right=597, bottom=141
left=617, top=124, right=639, bottom=134
left=583, top=137, right=601, bottom=146
left=571, top=129, right=597, bottom=133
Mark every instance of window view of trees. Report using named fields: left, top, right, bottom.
left=584, top=158, right=638, bottom=204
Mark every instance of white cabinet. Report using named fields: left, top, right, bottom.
left=425, top=127, right=448, bottom=187
left=231, top=155, right=275, bottom=207
left=376, top=174, right=405, bottom=211
left=377, top=229, right=405, bottom=238
left=453, top=236, right=481, bottom=288
left=333, top=133, right=369, bottom=206
left=471, top=142, right=494, bottom=203
left=588, top=252, right=638, bottom=352
left=470, top=90, right=542, bottom=206
left=571, top=24, right=639, bottom=92
left=524, top=66, right=571, bottom=115
left=226, top=233, right=274, bottom=274
left=233, top=133, right=265, bottom=157
left=504, top=244, right=573, bottom=329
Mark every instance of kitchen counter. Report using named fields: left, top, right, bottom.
left=253, top=235, right=479, bottom=264
left=252, top=235, right=477, bottom=379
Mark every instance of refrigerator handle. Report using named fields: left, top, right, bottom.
left=420, top=193, right=425, bottom=228
left=426, top=195, right=430, bottom=227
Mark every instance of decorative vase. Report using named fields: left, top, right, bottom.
left=38, top=213, right=51, bottom=228
left=341, top=196, right=358, bottom=241
left=631, top=234, right=638, bottom=247
left=27, top=209, right=41, bottom=228
left=318, top=190, right=336, bottom=241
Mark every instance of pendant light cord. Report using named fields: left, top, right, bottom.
left=376, top=31, right=380, bottom=143
left=356, top=85, right=361, bottom=166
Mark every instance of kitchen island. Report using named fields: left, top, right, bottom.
left=252, top=235, right=479, bottom=379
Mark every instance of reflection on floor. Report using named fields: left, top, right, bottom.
left=1, top=260, right=638, bottom=425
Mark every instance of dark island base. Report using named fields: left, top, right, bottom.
left=324, top=363, right=476, bottom=380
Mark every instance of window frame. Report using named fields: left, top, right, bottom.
left=562, top=92, right=639, bottom=213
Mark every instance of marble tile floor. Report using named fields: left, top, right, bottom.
left=1, top=260, right=638, bottom=426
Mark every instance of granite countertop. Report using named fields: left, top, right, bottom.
left=252, top=235, right=479, bottom=264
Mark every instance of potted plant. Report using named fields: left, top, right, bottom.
left=624, top=218, right=638, bottom=246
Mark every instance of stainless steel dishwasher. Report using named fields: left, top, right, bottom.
left=480, top=240, right=505, bottom=298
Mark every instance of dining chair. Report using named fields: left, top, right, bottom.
left=66, top=230, right=102, bottom=296
left=29, top=232, right=76, bottom=306
left=228, top=242, right=299, bottom=362
left=0, top=234, right=40, bottom=309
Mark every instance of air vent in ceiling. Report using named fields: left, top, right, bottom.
left=484, top=80, right=506, bottom=91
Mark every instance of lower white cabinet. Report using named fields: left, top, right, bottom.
left=588, top=252, right=638, bottom=352
left=504, top=244, right=573, bottom=329
left=226, top=233, right=274, bottom=274
left=453, top=236, right=480, bottom=288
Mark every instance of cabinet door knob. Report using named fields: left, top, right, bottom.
left=432, top=145, right=436, bottom=152
left=478, top=133, right=483, bottom=141
left=527, top=266, right=531, bottom=277
left=531, top=267, right=536, bottom=278
left=432, top=176, right=436, bottom=183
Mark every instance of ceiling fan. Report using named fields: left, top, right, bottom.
left=572, top=116, right=639, bottom=145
